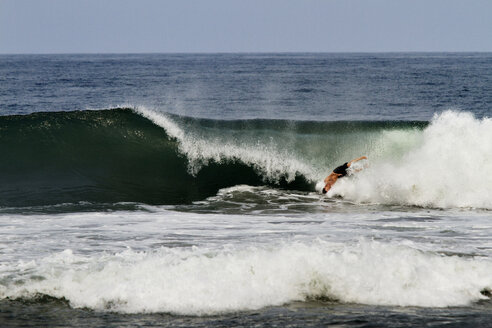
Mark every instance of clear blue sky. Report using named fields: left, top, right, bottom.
left=1, top=0, right=491, bottom=54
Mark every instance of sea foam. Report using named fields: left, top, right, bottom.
left=1, top=240, right=491, bottom=315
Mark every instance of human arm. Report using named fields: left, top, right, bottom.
left=347, top=156, right=367, bottom=167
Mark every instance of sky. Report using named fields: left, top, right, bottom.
left=1, top=0, right=491, bottom=54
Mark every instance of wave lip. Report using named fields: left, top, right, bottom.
left=134, top=106, right=316, bottom=182
left=1, top=240, right=491, bottom=315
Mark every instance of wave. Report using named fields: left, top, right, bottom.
left=1, top=240, right=491, bottom=314
left=0, top=107, right=490, bottom=209
left=0, top=107, right=422, bottom=207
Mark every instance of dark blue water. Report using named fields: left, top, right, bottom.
left=1, top=53, right=491, bottom=120
left=1, top=53, right=492, bottom=328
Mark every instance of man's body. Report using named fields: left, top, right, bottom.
left=322, top=156, right=367, bottom=194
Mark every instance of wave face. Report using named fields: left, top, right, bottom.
left=0, top=107, right=490, bottom=209
left=1, top=239, right=491, bottom=314
left=0, top=108, right=313, bottom=207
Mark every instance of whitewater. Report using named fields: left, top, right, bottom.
left=2, top=208, right=492, bottom=315
left=331, top=111, right=492, bottom=209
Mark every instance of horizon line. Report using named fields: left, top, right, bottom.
left=1, top=50, right=492, bottom=56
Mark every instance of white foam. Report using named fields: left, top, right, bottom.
left=332, top=111, right=492, bottom=209
left=1, top=240, right=491, bottom=314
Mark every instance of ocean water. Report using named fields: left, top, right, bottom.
left=0, top=53, right=492, bottom=327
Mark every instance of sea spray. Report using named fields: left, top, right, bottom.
left=332, top=111, right=492, bottom=209
left=134, top=106, right=315, bottom=182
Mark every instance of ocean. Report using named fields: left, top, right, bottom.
left=0, top=53, right=491, bottom=327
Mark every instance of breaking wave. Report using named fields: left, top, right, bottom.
left=0, top=106, right=489, bottom=209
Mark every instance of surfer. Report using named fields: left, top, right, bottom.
left=322, top=156, right=367, bottom=194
